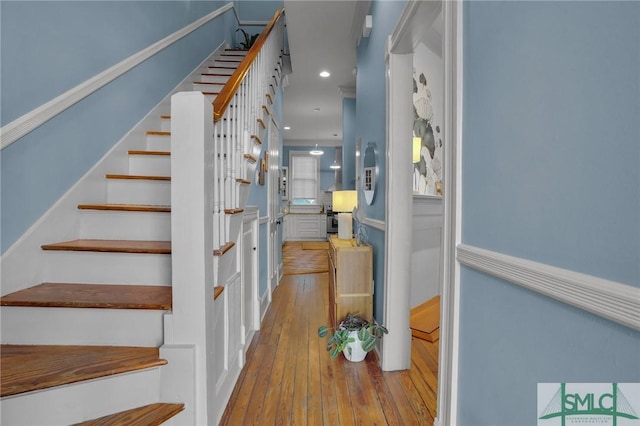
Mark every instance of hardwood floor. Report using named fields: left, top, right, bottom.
left=221, top=242, right=438, bottom=425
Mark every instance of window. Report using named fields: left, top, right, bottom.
left=289, top=151, right=320, bottom=204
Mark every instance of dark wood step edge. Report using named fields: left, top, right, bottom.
left=78, top=204, right=171, bottom=213
left=106, top=174, right=170, bottom=181
left=0, top=345, right=167, bottom=397
left=41, top=239, right=171, bottom=254
left=214, top=242, right=235, bottom=257
left=73, top=402, right=185, bottom=426
left=1, top=283, right=172, bottom=310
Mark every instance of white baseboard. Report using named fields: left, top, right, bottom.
left=260, top=288, right=271, bottom=323
left=457, top=243, right=640, bottom=331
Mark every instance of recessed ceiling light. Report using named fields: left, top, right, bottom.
left=284, top=126, right=291, bottom=130
left=319, top=70, right=330, bottom=78
left=313, top=107, right=320, bottom=112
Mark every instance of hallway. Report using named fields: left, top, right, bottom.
left=220, top=242, right=438, bottom=425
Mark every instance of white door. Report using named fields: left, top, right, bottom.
left=267, top=118, right=280, bottom=294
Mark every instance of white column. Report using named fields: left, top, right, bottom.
left=167, top=91, right=215, bottom=425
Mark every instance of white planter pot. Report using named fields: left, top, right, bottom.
left=343, top=330, right=367, bottom=362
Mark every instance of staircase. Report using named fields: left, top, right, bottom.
left=0, top=8, right=285, bottom=421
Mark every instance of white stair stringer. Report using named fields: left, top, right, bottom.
left=43, top=251, right=172, bottom=285
left=1, top=307, right=165, bottom=347
left=78, top=210, right=171, bottom=241
left=0, top=365, right=162, bottom=426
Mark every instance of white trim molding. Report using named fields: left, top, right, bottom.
left=362, top=217, right=385, bottom=231
left=457, top=244, right=640, bottom=331
left=1, top=2, right=236, bottom=150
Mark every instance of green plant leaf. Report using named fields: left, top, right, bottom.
left=358, top=327, right=369, bottom=341
left=330, top=347, right=341, bottom=359
left=318, top=326, right=328, bottom=337
left=361, top=337, right=377, bottom=352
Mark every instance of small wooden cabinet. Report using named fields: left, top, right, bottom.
left=328, top=235, right=373, bottom=328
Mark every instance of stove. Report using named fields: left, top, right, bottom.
left=326, top=209, right=338, bottom=234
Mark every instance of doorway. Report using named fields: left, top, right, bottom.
left=384, top=1, right=462, bottom=425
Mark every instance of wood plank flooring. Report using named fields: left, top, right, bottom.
left=282, top=241, right=328, bottom=275
left=221, top=242, right=438, bottom=425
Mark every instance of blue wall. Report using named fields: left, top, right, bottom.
left=0, top=0, right=235, bottom=253
left=458, top=2, right=640, bottom=424
left=355, top=0, right=407, bottom=323
left=342, top=97, right=356, bottom=190
left=235, top=0, right=283, bottom=22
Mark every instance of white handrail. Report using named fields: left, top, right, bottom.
left=0, top=2, right=258, bottom=150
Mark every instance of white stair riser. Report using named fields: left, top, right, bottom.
left=44, top=251, right=171, bottom=285
left=222, top=51, right=248, bottom=57
left=147, top=133, right=171, bottom=151
left=107, top=179, right=171, bottom=205
left=212, top=60, right=239, bottom=68
left=0, top=367, right=162, bottom=426
left=228, top=214, right=243, bottom=247
left=200, top=74, right=230, bottom=84
left=207, top=67, right=235, bottom=75
left=215, top=246, right=238, bottom=287
left=245, top=160, right=257, bottom=182
left=202, top=93, right=218, bottom=104
left=1, top=307, right=164, bottom=346
left=239, top=184, right=250, bottom=209
left=161, top=118, right=171, bottom=132
left=129, top=154, right=171, bottom=176
left=78, top=210, right=171, bottom=240
left=193, top=82, right=224, bottom=93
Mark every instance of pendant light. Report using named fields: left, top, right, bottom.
left=310, top=144, right=324, bottom=155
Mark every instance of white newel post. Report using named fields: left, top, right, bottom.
left=161, top=91, right=215, bottom=425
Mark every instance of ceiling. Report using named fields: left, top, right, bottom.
left=281, top=0, right=368, bottom=146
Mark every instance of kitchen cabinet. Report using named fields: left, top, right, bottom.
left=283, top=213, right=326, bottom=241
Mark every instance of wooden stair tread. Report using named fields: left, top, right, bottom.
left=41, top=239, right=171, bottom=254
left=410, top=295, right=440, bottom=342
left=128, top=150, right=170, bottom=156
left=193, top=81, right=224, bottom=85
left=106, top=174, right=170, bottom=181
left=0, top=345, right=166, bottom=397
left=74, top=402, right=184, bottom=426
left=78, top=203, right=171, bottom=213
left=1, top=283, right=172, bottom=310
left=214, top=242, right=234, bottom=257
left=213, top=286, right=224, bottom=300
left=146, top=131, right=170, bottom=136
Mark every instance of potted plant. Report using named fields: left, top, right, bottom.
left=317, top=313, right=388, bottom=362
left=235, top=28, right=259, bottom=50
